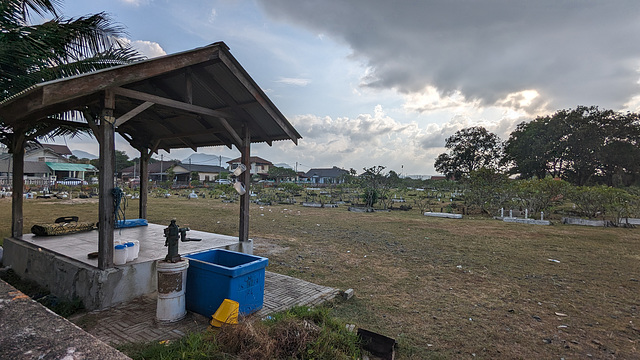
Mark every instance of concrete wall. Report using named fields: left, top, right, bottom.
left=3, top=238, right=157, bottom=310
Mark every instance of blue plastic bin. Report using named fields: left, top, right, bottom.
left=184, top=249, right=268, bottom=317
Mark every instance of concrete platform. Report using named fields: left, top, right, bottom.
left=424, top=211, right=463, bottom=219
left=503, top=217, right=551, bottom=225
left=18, top=223, right=242, bottom=267
left=3, top=223, right=252, bottom=310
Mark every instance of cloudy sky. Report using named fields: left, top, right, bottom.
left=53, top=0, right=640, bottom=175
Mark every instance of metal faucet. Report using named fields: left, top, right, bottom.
left=163, top=219, right=201, bottom=263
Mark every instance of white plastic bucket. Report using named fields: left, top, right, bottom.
left=124, top=242, right=135, bottom=262
left=114, top=245, right=127, bottom=265
left=132, top=240, right=140, bottom=260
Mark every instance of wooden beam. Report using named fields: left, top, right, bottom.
left=83, top=110, right=101, bottom=144
left=98, top=91, right=115, bottom=270
left=114, top=101, right=154, bottom=127
left=143, top=111, right=200, bottom=151
left=112, top=87, right=230, bottom=118
left=138, top=148, right=150, bottom=219
left=1, top=47, right=222, bottom=124
left=113, top=86, right=243, bottom=148
left=150, top=139, right=161, bottom=154
left=154, top=127, right=224, bottom=140
left=191, top=72, right=272, bottom=146
left=11, top=131, right=25, bottom=238
left=185, top=68, right=193, bottom=104
left=218, top=117, right=243, bottom=147
left=239, top=126, right=251, bottom=242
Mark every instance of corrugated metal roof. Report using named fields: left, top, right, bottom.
left=0, top=159, right=53, bottom=174
left=0, top=42, right=301, bottom=153
left=305, top=166, right=349, bottom=178
left=45, top=162, right=96, bottom=171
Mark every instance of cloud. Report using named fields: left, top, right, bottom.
left=276, top=77, right=311, bottom=86
left=119, top=0, right=150, bottom=6
left=118, top=38, right=167, bottom=58
left=256, top=0, right=640, bottom=112
left=209, top=8, right=217, bottom=23
left=261, top=105, right=524, bottom=174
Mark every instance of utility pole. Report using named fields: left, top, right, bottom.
left=160, top=154, right=163, bottom=182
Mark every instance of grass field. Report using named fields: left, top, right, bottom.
left=1, top=195, right=639, bottom=359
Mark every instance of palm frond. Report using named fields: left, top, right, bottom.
left=0, top=0, right=59, bottom=27
left=0, top=12, right=143, bottom=99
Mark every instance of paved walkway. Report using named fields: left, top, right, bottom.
left=71, top=271, right=340, bottom=345
left=0, top=279, right=129, bottom=360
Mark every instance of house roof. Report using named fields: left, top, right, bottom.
left=0, top=159, right=52, bottom=174
left=44, top=144, right=72, bottom=156
left=173, top=163, right=227, bottom=174
left=304, top=166, right=348, bottom=178
left=227, top=156, right=273, bottom=165
left=0, top=42, right=302, bottom=153
left=46, top=162, right=96, bottom=171
left=25, top=144, right=72, bottom=156
left=121, top=161, right=177, bottom=175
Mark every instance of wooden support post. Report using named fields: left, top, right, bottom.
left=98, top=91, right=116, bottom=270
left=139, top=149, right=150, bottom=219
left=10, top=132, right=25, bottom=238
left=238, top=126, right=251, bottom=242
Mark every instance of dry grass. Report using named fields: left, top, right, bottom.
left=2, top=195, right=640, bottom=359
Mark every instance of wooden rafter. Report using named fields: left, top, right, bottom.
left=115, top=101, right=154, bottom=126
left=112, top=87, right=230, bottom=118
left=191, top=70, right=273, bottom=146
left=218, top=51, right=299, bottom=144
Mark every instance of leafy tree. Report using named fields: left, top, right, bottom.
left=512, top=177, right=570, bottom=213
left=505, top=106, right=640, bottom=186
left=114, top=150, right=133, bottom=173
left=267, top=166, right=296, bottom=184
left=338, top=168, right=358, bottom=185
left=413, top=191, right=433, bottom=214
left=568, top=186, right=605, bottom=219
left=464, top=167, right=510, bottom=214
left=359, top=166, right=395, bottom=209
left=503, top=115, right=567, bottom=179
left=435, top=126, right=503, bottom=180
left=569, top=186, right=638, bottom=226
left=165, top=166, right=176, bottom=183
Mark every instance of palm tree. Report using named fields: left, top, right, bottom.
left=0, top=0, right=142, bottom=99
left=0, top=0, right=143, bottom=146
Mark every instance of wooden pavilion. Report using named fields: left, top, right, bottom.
left=0, top=42, right=302, bottom=270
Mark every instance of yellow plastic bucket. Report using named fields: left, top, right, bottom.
left=210, top=299, right=239, bottom=327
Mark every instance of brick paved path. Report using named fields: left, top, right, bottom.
left=71, top=271, right=340, bottom=345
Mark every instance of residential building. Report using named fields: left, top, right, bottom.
left=121, top=161, right=177, bottom=182
left=0, top=144, right=94, bottom=184
left=227, top=156, right=273, bottom=177
left=25, top=144, right=72, bottom=163
left=304, top=166, right=349, bottom=184
left=171, top=163, right=228, bottom=183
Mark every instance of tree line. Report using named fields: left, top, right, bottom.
left=435, top=106, right=640, bottom=187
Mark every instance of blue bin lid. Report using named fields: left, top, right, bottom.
left=124, top=242, right=134, bottom=247
left=115, top=244, right=126, bottom=250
